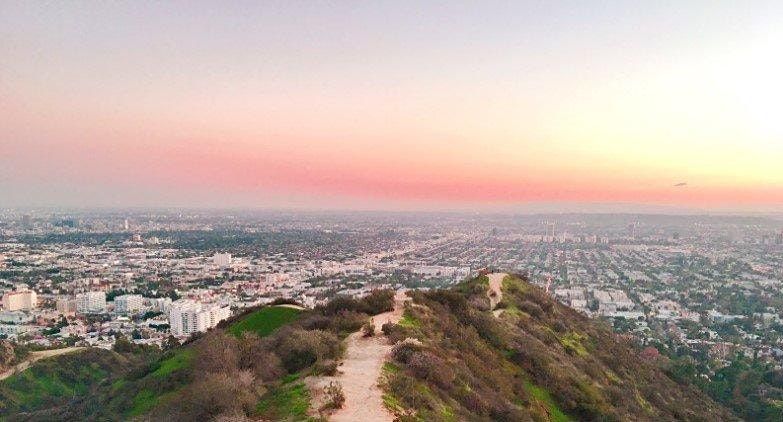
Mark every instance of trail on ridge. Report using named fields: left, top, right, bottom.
left=487, top=272, right=507, bottom=317
left=308, top=291, right=408, bottom=421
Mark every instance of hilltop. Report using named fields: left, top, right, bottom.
left=0, top=274, right=736, bottom=421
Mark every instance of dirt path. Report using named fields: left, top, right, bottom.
left=309, top=291, right=408, bottom=421
left=487, top=272, right=507, bottom=317
left=0, top=347, right=85, bottom=381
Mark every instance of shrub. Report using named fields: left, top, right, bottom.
left=359, top=289, right=395, bottom=315
left=519, top=300, right=544, bottom=318
left=299, top=314, right=332, bottom=331
left=330, top=310, right=369, bottom=335
left=362, top=320, right=375, bottom=337
left=195, top=332, right=240, bottom=374
left=387, top=372, right=429, bottom=410
left=313, top=359, right=339, bottom=376
left=160, top=371, right=255, bottom=420
left=321, top=296, right=362, bottom=316
left=391, top=338, right=424, bottom=364
left=381, top=322, right=408, bottom=344
left=407, top=351, right=455, bottom=390
left=381, top=322, right=395, bottom=336
left=274, top=328, right=341, bottom=373
left=320, top=381, right=346, bottom=411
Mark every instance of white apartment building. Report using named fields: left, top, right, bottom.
left=168, top=300, right=230, bottom=337
left=2, top=286, right=37, bottom=311
left=213, top=253, right=232, bottom=267
left=76, top=291, right=107, bottom=313
left=114, top=294, right=144, bottom=314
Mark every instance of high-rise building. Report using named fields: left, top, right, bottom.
left=2, top=286, right=37, bottom=311
left=168, top=300, right=230, bottom=337
left=114, top=294, right=144, bottom=314
left=75, top=291, right=107, bottom=313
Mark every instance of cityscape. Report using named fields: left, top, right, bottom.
left=2, top=210, right=782, bottom=368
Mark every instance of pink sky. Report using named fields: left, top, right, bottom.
left=2, top=2, right=782, bottom=211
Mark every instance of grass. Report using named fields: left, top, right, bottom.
left=383, top=362, right=401, bottom=374
left=2, top=362, right=106, bottom=409
left=128, top=389, right=157, bottom=416
left=256, top=381, right=312, bottom=420
left=382, top=393, right=405, bottom=413
left=229, top=306, right=302, bottom=338
left=151, top=348, right=194, bottom=378
left=398, top=310, right=421, bottom=329
left=559, top=332, right=588, bottom=357
left=502, top=274, right=528, bottom=294
left=525, top=380, right=572, bottom=422
left=127, top=387, right=181, bottom=417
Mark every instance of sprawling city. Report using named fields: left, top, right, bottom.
left=2, top=210, right=782, bottom=369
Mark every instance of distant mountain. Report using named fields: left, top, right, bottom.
left=0, top=276, right=736, bottom=421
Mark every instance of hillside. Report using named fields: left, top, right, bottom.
left=0, top=276, right=737, bottom=421
left=376, top=273, right=737, bottom=421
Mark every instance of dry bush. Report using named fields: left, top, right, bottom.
left=195, top=332, right=240, bottom=374
left=361, top=320, right=375, bottom=337
left=518, top=300, right=544, bottom=318
left=234, top=332, right=285, bottom=381
left=299, top=314, right=332, bottom=331
left=359, top=289, right=395, bottom=315
left=381, top=322, right=408, bottom=344
left=320, top=381, right=346, bottom=411
left=391, top=338, right=424, bottom=364
left=273, top=328, right=341, bottom=373
left=329, top=310, right=368, bottom=334
left=163, top=371, right=255, bottom=420
left=313, top=359, right=338, bottom=376
left=381, top=322, right=395, bottom=336
left=406, top=351, right=455, bottom=390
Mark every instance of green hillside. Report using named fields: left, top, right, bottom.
left=378, top=274, right=736, bottom=421
left=0, top=282, right=737, bottom=421
left=0, top=295, right=390, bottom=420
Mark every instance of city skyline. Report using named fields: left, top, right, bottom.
left=2, top=2, right=782, bottom=211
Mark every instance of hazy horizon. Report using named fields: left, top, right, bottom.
left=2, top=1, right=782, bottom=211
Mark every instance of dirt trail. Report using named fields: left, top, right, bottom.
left=487, top=272, right=507, bottom=317
left=0, top=347, right=85, bottom=381
left=309, top=291, right=408, bottom=421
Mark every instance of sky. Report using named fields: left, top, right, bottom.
left=1, top=1, right=782, bottom=212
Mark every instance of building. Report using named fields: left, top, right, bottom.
left=76, top=291, right=107, bottom=313
left=114, top=294, right=143, bottom=314
left=150, top=297, right=173, bottom=313
left=168, top=300, right=230, bottom=337
left=2, top=286, right=37, bottom=311
left=56, top=297, right=78, bottom=315
left=0, top=311, right=33, bottom=324
left=0, top=324, right=31, bottom=338
left=213, top=253, right=232, bottom=267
